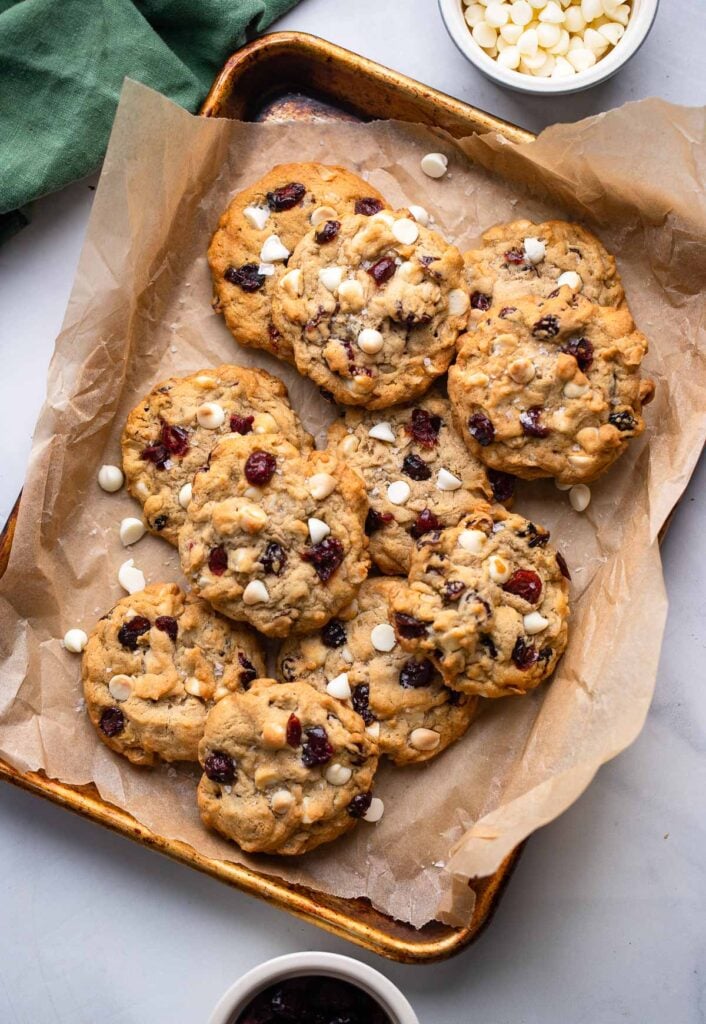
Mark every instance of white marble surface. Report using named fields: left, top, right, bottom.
left=1, top=1, right=704, bottom=1021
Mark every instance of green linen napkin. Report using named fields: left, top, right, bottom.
left=0, top=0, right=300, bottom=228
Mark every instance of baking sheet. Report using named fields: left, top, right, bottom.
left=0, top=82, right=704, bottom=929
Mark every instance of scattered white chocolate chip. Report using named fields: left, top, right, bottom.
left=259, top=234, right=290, bottom=263
left=310, top=205, right=338, bottom=226
left=118, top=558, right=145, bottom=594
left=280, top=268, right=303, bottom=297
left=119, top=517, right=146, bottom=547
left=366, top=721, right=381, bottom=740
left=524, top=236, right=546, bottom=264
left=325, top=764, right=352, bottom=786
left=407, top=204, right=430, bottom=226
left=271, top=789, right=294, bottom=814
left=262, top=721, right=287, bottom=748
left=98, top=464, right=124, bottom=492
left=524, top=611, right=550, bottom=634
left=448, top=288, right=470, bottom=316
left=391, top=218, right=419, bottom=245
left=410, top=728, right=441, bottom=752
left=178, top=483, right=192, bottom=508
left=307, top=472, right=337, bottom=500
left=243, top=580, right=270, bottom=605
left=308, top=517, right=330, bottom=544
left=569, top=483, right=591, bottom=512
left=363, top=797, right=385, bottom=823
left=387, top=480, right=411, bottom=505
left=555, top=478, right=572, bottom=491
left=196, top=402, right=226, bottom=429
left=458, top=529, right=487, bottom=554
left=63, top=628, right=88, bottom=653
left=371, top=623, right=396, bottom=652
left=184, top=677, right=204, bottom=698
left=318, top=266, right=344, bottom=292
left=243, top=205, right=270, bottom=231
left=326, top=672, right=352, bottom=699
left=108, top=674, right=133, bottom=701
left=488, top=554, right=512, bottom=584
left=368, top=422, right=396, bottom=443
left=557, top=270, right=582, bottom=290
left=437, top=468, right=463, bottom=491
left=338, top=279, right=365, bottom=307
left=357, top=328, right=384, bottom=354
left=420, top=152, right=448, bottom=179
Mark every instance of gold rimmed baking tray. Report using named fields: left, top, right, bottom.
left=0, top=32, right=532, bottom=963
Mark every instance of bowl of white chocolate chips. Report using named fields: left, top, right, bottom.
left=439, top=0, right=658, bottom=94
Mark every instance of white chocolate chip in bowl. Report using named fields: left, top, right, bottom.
left=98, top=464, right=124, bottom=493
left=391, top=218, right=419, bottom=245
left=63, top=628, right=88, bottom=653
left=196, top=402, right=226, bottom=429
left=308, top=517, right=330, bottom=544
left=370, top=623, right=396, bottom=652
left=326, top=672, right=352, bottom=699
left=243, top=580, right=270, bottom=605
left=387, top=480, right=411, bottom=506
left=118, top=558, right=146, bottom=594
left=108, top=674, right=133, bottom=701
left=307, top=472, right=337, bottom=501
left=420, top=152, right=448, bottom=179
left=368, top=421, right=396, bottom=443
left=119, top=517, right=146, bottom=547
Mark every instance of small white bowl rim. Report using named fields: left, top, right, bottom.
left=438, top=0, right=659, bottom=95
left=208, top=951, right=420, bottom=1024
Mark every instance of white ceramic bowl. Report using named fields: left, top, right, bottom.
left=439, top=0, right=659, bottom=95
left=208, top=952, right=420, bottom=1024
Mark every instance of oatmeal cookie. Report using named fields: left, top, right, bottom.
left=208, top=163, right=387, bottom=361
left=197, top=679, right=379, bottom=855
left=82, top=583, right=265, bottom=766
left=178, top=434, right=370, bottom=637
left=390, top=507, right=570, bottom=698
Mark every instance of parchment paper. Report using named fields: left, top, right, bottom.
left=1, top=81, right=704, bottom=929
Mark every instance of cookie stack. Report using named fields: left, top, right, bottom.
left=81, top=163, right=655, bottom=858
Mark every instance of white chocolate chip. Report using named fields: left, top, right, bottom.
left=213, top=685, right=230, bottom=702
left=371, top=623, right=396, bottom=652
left=118, top=558, right=145, bottom=594
left=366, top=721, right=380, bottom=740
left=259, top=234, right=290, bottom=263
left=557, top=270, right=582, bottom=290
left=485, top=1, right=510, bottom=26
left=243, top=580, right=270, bottom=605
left=392, top=218, right=419, bottom=245
left=98, top=464, right=124, bottom=492
left=108, top=674, right=133, bottom=701
left=539, top=0, right=565, bottom=21
left=262, top=721, right=287, bottom=748
left=458, top=529, right=487, bottom=554
left=568, top=47, right=597, bottom=72
left=240, top=504, right=268, bottom=532
left=508, top=357, right=536, bottom=384
left=178, top=482, right=193, bottom=508
left=465, top=2, right=485, bottom=28
left=318, top=266, right=344, bottom=292
left=368, top=422, right=396, bottom=443
left=326, top=672, right=352, bottom=699
left=341, top=646, right=354, bottom=665
left=420, top=152, right=448, bottom=179
left=409, top=728, right=441, bottom=751
left=310, top=205, right=338, bottom=226
left=510, top=0, right=533, bottom=25
left=564, top=379, right=589, bottom=398
left=568, top=452, right=594, bottom=471
left=307, top=472, right=337, bottom=501
left=371, top=211, right=395, bottom=226
left=569, top=483, right=591, bottom=512
left=63, top=628, right=88, bottom=653
left=357, top=328, right=384, bottom=354
left=598, top=21, right=625, bottom=45
left=555, top=478, right=572, bottom=491
left=473, top=20, right=498, bottom=47
left=581, top=0, right=602, bottom=20
left=271, top=789, right=294, bottom=814
left=536, top=21, right=561, bottom=47
left=194, top=375, right=215, bottom=387
left=363, top=797, right=385, bottom=823
left=250, top=412, right=276, bottom=435
left=243, top=205, right=270, bottom=231
left=280, top=268, right=303, bottom=297
left=339, top=434, right=359, bottom=456
left=196, top=402, right=226, bottom=429
left=231, top=547, right=258, bottom=572
left=500, top=21, right=523, bottom=42
left=407, top=204, right=429, bottom=225
left=119, top=517, right=145, bottom=547
left=488, top=554, right=512, bottom=584
left=524, top=611, right=550, bottom=634
left=387, top=480, right=411, bottom=505
left=308, top=517, right=330, bottom=544
left=325, top=764, right=353, bottom=786
left=552, top=55, right=576, bottom=76
left=437, top=468, right=463, bottom=491
left=466, top=371, right=489, bottom=387
left=337, top=279, right=365, bottom=308
left=517, top=27, right=539, bottom=55
left=184, top=677, right=204, bottom=698
left=498, top=45, right=521, bottom=68
left=257, top=263, right=275, bottom=277
left=448, top=288, right=470, bottom=316
left=523, top=236, right=546, bottom=264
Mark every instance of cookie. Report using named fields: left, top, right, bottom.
left=327, top=394, right=495, bottom=575
left=271, top=209, right=468, bottom=408
left=389, top=507, right=570, bottom=698
left=208, top=164, right=387, bottom=361
left=277, top=578, right=480, bottom=766
left=122, top=364, right=312, bottom=545
left=82, top=583, right=265, bottom=766
left=465, top=219, right=624, bottom=316
left=178, top=434, right=370, bottom=637
left=197, top=679, right=379, bottom=855
left=448, top=288, right=655, bottom=485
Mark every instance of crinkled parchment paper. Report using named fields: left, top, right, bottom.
left=1, top=81, right=705, bottom=929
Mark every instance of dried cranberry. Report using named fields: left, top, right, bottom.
left=352, top=683, right=375, bottom=725
left=480, top=633, right=497, bottom=658
left=399, top=658, right=435, bottom=688
left=224, top=263, right=266, bottom=292
left=365, top=508, right=394, bottom=534
left=520, top=407, right=550, bottom=438
left=470, top=291, right=492, bottom=311
left=533, top=314, right=561, bottom=338
left=503, top=569, right=543, bottom=604
left=487, top=468, right=515, bottom=503
left=402, top=452, right=432, bottom=481
left=347, top=791, right=373, bottom=818
left=443, top=580, right=466, bottom=603
left=355, top=197, right=384, bottom=216
left=244, top=449, right=276, bottom=486
left=155, top=616, right=178, bottom=641
left=238, top=652, right=257, bottom=689
left=539, top=646, right=553, bottom=662
left=315, top=219, right=340, bottom=243
left=301, top=537, right=344, bottom=583
left=140, top=442, right=170, bottom=469
left=160, top=422, right=189, bottom=456
left=153, top=515, right=168, bottom=531
left=445, top=687, right=462, bottom=706
left=410, top=508, right=441, bottom=539
left=260, top=541, right=287, bottom=576
left=467, top=411, right=495, bottom=446
left=100, top=707, right=125, bottom=737
left=286, top=714, right=302, bottom=747
left=394, top=613, right=427, bottom=639
left=517, top=521, right=549, bottom=548
left=560, top=335, right=594, bottom=371
left=117, top=615, right=151, bottom=650
left=229, top=413, right=254, bottom=435
left=204, top=750, right=236, bottom=783
left=556, top=551, right=571, bottom=580
left=609, top=410, right=636, bottom=432
left=208, top=545, right=228, bottom=576
left=301, top=725, right=334, bottom=767
left=512, top=636, right=539, bottom=670
left=499, top=306, right=517, bottom=318
left=266, top=181, right=306, bottom=211
left=367, top=256, right=396, bottom=286
left=405, top=407, right=442, bottom=448
left=321, top=619, right=346, bottom=648
left=504, top=248, right=526, bottom=264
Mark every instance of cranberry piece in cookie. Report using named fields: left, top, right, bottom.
left=100, top=707, right=125, bottom=737
left=224, top=263, right=266, bottom=292
left=502, top=569, right=543, bottom=604
left=355, top=197, right=384, bottom=216
left=244, top=449, right=277, bottom=486
left=204, top=751, right=237, bottom=783
left=266, top=181, right=306, bottom=211
left=117, top=615, right=151, bottom=650
left=301, top=537, right=345, bottom=583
